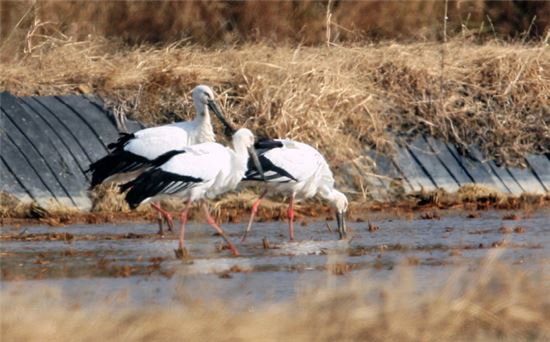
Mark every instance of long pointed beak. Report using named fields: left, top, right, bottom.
left=247, top=146, right=266, bottom=181
left=336, top=211, right=347, bottom=240
left=208, top=100, right=236, bottom=137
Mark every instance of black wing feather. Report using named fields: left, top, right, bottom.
left=108, top=132, right=135, bottom=152
left=121, top=169, right=202, bottom=209
left=254, top=139, right=284, bottom=150
left=244, top=154, right=297, bottom=183
left=88, top=151, right=150, bottom=187
left=244, top=139, right=297, bottom=183
left=88, top=133, right=187, bottom=188
left=149, top=149, right=187, bottom=167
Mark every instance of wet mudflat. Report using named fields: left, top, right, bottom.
left=1, top=209, right=548, bottom=308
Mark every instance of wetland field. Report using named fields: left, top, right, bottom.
left=1, top=208, right=549, bottom=340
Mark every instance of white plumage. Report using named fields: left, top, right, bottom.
left=121, top=125, right=209, bottom=161
left=89, top=84, right=233, bottom=234
left=121, top=128, right=258, bottom=257
left=116, top=85, right=223, bottom=161
left=243, top=139, right=348, bottom=241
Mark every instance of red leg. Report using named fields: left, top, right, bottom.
left=287, top=193, right=295, bottom=241
left=151, top=202, right=174, bottom=234
left=156, top=210, right=164, bottom=235
left=202, top=203, right=240, bottom=256
left=242, top=189, right=268, bottom=242
left=151, top=202, right=164, bottom=235
left=177, top=200, right=192, bottom=251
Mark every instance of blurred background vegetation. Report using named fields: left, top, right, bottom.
left=2, top=0, right=549, bottom=49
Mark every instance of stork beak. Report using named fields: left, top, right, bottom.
left=208, top=100, right=236, bottom=137
left=336, top=211, right=347, bottom=240
left=247, top=146, right=266, bottom=181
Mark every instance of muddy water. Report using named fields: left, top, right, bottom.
left=1, top=209, right=549, bottom=308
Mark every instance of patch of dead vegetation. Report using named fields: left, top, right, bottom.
left=503, top=213, right=520, bottom=220
left=0, top=231, right=164, bottom=242
left=404, top=185, right=550, bottom=211
left=1, top=36, right=548, bottom=181
left=1, top=185, right=549, bottom=225
left=456, top=184, right=507, bottom=204
left=89, top=183, right=129, bottom=213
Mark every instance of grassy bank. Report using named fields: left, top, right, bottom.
left=1, top=37, right=549, bottom=168
left=1, top=258, right=549, bottom=341
left=1, top=35, right=549, bottom=215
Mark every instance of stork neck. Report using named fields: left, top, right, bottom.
left=320, top=188, right=334, bottom=204
left=223, top=141, right=249, bottom=190
left=231, top=141, right=249, bottom=168
left=187, top=106, right=214, bottom=143
left=319, top=187, right=342, bottom=210
left=193, top=105, right=211, bottom=124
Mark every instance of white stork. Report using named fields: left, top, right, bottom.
left=242, top=139, right=348, bottom=242
left=120, top=128, right=260, bottom=257
left=88, top=85, right=235, bottom=234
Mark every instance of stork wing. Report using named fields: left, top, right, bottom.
left=124, top=125, right=192, bottom=161
left=159, top=143, right=226, bottom=182
left=246, top=140, right=322, bottom=183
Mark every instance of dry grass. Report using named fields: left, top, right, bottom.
left=404, top=185, right=550, bottom=212
left=1, top=36, right=548, bottom=176
left=456, top=184, right=507, bottom=203
left=89, top=183, right=130, bottom=213
left=2, top=0, right=548, bottom=49
left=0, top=192, right=80, bottom=220
left=1, top=258, right=549, bottom=341
left=2, top=184, right=548, bottom=227
left=0, top=192, right=29, bottom=218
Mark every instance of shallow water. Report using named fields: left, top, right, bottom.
left=1, top=209, right=549, bottom=308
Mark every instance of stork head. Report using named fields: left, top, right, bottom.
left=232, top=128, right=265, bottom=180
left=232, top=128, right=255, bottom=148
left=331, top=190, right=348, bottom=239
left=192, top=84, right=215, bottom=106
left=192, top=85, right=236, bottom=136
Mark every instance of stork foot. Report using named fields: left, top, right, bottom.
left=152, top=202, right=174, bottom=235
left=240, top=231, right=249, bottom=243
left=157, top=217, right=165, bottom=237
left=165, top=213, right=174, bottom=232
left=174, top=247, right=190, bottom=259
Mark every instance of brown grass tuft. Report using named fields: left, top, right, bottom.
left=90, top=183, right=129, bottom=213
left=456, top=184, right=506, bottom=203
left=0, top=192, right=30, bottom=218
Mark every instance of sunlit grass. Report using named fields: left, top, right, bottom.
left=1, top=36, right=548, bottom=177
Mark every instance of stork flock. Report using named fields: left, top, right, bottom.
left=89, top=85, right=348, bottom=257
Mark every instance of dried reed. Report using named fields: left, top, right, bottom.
left=1, top=36, right=547, bottom=176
